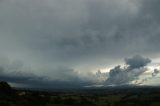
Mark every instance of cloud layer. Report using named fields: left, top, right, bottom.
left=106, top=55, right=151, bottom=85
left=0, top=0, right=160, bottom=87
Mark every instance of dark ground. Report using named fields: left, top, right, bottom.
left=0, top=82, right=160, bottom=106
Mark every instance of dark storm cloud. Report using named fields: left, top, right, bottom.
left=0, top=73, right=91, bottom=88
left=0, top=61, right=92, bottom=88
left=0, top=0, right=159, bottom=63
left=106, top=55, right=151, bottom=85
left=0, top=74, right=91, bottom=88
left=0, top=0, right=160, bottom=86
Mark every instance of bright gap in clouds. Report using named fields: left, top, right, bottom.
left=130, top=62, right=160, bottom=85
left=100, top=68, right=111, bottom=73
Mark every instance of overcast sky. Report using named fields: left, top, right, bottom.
left=0, top=0, right=160, bottom=88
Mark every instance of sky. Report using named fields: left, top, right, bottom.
left=0, top=0, right=160, bottom=88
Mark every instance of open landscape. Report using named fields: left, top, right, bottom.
left=1, top=0, right=160, bottom=106
left=0, top=81, right=160, bottom=106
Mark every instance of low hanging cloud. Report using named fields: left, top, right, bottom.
left=0, top=57, right=100, bottom=88
left=0, top=68, right=93, bottom=89
left=105, top=55, right=151, bottom=85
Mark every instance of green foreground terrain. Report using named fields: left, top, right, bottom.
left=0, top=82, right=160, bottom=106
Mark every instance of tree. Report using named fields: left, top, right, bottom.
left=0, top=81, right=12, bottom=94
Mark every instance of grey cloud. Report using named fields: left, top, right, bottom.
left=0, top=0, right=159, bottom=62
left=0, top=66, right=92, bottom=89
left=134, top=68, right=160, bottom=85
left=125, top=55, right=151, bottom=69
left=0, top=0, right=160, bottom=87
left=152, top=69, right=159, bottom=77
left=107, top=65, right=128, bottom=84
left=0, top=58, right=96, bottom=88
left=0, top=74, right=91, bottom=89
left=106, top=55, right=151, bottom=85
